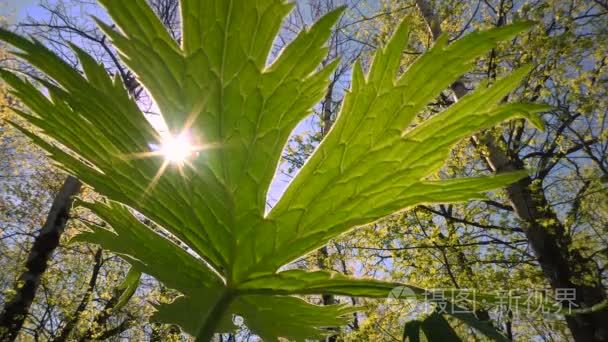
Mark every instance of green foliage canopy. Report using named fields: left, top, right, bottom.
left=0, top=0, right=547, bottom=340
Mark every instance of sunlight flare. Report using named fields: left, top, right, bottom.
left=161, top=133, right=195, bottom=163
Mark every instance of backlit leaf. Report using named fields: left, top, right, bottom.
left=0, top=1, right=544, bottom=339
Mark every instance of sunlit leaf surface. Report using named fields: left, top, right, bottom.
left=0, top=0, right=545, bottom=340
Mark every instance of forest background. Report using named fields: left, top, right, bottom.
left=0, top=0, right=607, bottom=341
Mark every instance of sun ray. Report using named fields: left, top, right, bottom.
left=120, top=150, right=164, bottom=160
left=144, top=159, right=170, bottom=196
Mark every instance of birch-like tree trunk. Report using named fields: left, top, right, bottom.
left=0, top=175, right=81, bottom=341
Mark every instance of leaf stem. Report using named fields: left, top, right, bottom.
left=195, top=290, right=233, bottom=341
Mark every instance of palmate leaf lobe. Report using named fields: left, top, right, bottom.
left=0, top=1, right=546, bottom=340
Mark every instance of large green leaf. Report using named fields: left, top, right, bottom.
left=71, top=201, right=223, bottom=295
left=403, top=320, right=422, bottom=342
left=403, top=311, right=509, bottom=342
left=153, top=294, right=358, bottom=341
left=0, top=0, right=547, bottom=340
left=420, top=312, right=462, bottom=341
left=114, top=267, right=142, bottom=311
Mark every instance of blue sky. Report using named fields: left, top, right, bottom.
left=1, top=0, right=40, bottom=24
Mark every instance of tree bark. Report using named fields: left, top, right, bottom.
left=414, top=1, right=608, bottom=340
left=0, top=175, right=81, bottom=341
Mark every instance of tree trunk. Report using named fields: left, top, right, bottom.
left=437, top=207, right=492, bottom=322
left=78, top=273, right=128, bottom=341
left=473, top=135, right=608, bottom=341
left=53, top=248, right=103, bottom=342
left=0, top=175, right=81, bottom=342
left=317, top=83, right=339, bottom=342
left=316, top=247, right=338, bottom=342
left=93, top=318, right=133, bottom=341
left=414, top=1, right=608, bottom=340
